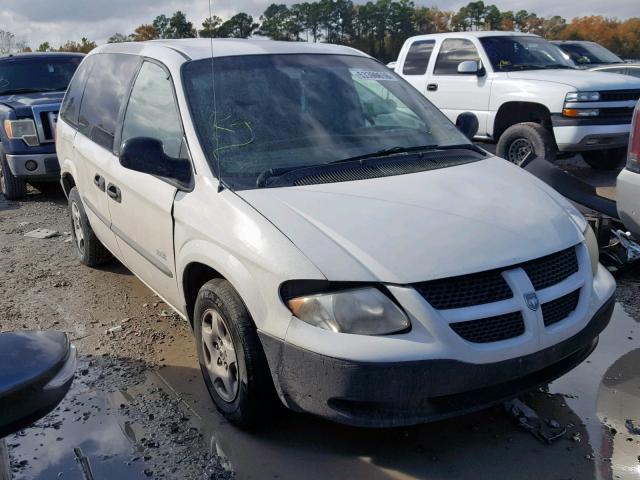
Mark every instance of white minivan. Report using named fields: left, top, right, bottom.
left=57, top=39, right=615, bottom=428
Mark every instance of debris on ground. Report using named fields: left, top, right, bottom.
left=504, top=398, right=566, bottom=444
left=24, top=228, right=60, bottom=239
left=73, top=446, right=96, bottom=480
left=625, top=419, right=640, bottom=435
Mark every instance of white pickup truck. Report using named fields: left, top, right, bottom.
left=394, top=31, right=640, bottom=170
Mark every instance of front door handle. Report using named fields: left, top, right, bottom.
left=106, top=183, right=121, bottom=203
left=93, top=174, right=105, bottom=192
left=427, top=83, right=438, bottom=91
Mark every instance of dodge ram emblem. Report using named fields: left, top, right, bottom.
left=524, top=292, right=540, bottom=311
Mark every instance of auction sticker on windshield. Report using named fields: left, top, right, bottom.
left=350, top=69, right=398, bottom=81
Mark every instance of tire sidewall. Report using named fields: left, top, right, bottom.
left=497, top=123, right=556, bottom=164
left=194, top=284, right=249, bottom=416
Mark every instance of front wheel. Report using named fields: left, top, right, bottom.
left=581, top=148, right=626, bottom=170
left=496, top=122, right=557, bottom=166
left=194, top=279, right=278, bottom=428
left=0, top=148, right=26, bottom=200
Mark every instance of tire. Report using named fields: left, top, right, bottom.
left=581, top=148, right=626, bottom=171
left=30, top=181, right=62, bottom=195
left=496, top=122, right=557, bottom=165
left=0, top=147, right=26, bottom=200
left=68, top=187, right=112, bottom=267
left=194, top=279, right=278, bottom=428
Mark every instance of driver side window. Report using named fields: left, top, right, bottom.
left=121, top=61, right=184, bottom=159
left=434, top=39, right=481, bottom=75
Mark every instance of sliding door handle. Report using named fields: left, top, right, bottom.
left=106, top=183, right=121, bottom=203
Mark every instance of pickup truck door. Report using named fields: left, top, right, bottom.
left=423, top=38, right=492, bottom=135
left=106, top=61, right=184, bottom=308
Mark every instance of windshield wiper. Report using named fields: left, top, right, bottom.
left=544, top=64, right=574, bottom=69
left=331, top=143, right=484, bottom=164
left=255, top=143, right=484, bottom=188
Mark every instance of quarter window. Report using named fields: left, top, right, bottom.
left=77, top=53, right=140, bottom=150
left=121, top=62, right=183, bottom=159
left=434, top=39, right=481, bottom=75
left=402, top=40, right=435, bottom=75
left=59, top=56, right=94, bottom=127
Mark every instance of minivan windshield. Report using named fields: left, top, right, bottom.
left=480, top=36, right=575, bottom=71
left=0, top=56, right=82, bottom=95
left=182, top=54, right=471, bottom=189
left=555, top=42, right=624, bottom=65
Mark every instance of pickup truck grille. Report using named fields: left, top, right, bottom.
left=31, top=104, right=59, bottom=144
left=414, top=246, right=581, bottom=343
left=599, top=90, right=640, bottom=102
left=599, top=107, right=635, bottom=121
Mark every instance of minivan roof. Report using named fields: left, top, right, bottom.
left=96, top=38, right=369, bottom=61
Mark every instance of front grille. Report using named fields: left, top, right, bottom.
left=542, top=290, right=580, bottom=327
left=521, top=247, right=578, bottom=291
left=415, top=247, right=578, bottom=310
left=600, top=89, right=640, bottom=102
left=598, top=107, right=634, bottom=120
left=450, top=311, right=525, bottom=343
left=414, top=269, right=512, bottom=310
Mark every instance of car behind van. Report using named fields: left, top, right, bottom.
left=57, top=39, right=615, bottom=428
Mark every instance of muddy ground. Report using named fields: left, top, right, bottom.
left=1, top=157, right=639, bottom=480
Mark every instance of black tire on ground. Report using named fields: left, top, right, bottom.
left=30, top=181, right=62, bottom=195
left=0, top=146, right=26, bottom=200
left=68, top=187, right=112, bottom=267
left=581, top=148, right=626, bottom=171
left=194, top=279, right=278, bottom=428
left=496, top=122, right=557, bottom=165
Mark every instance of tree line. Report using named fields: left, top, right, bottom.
left=18, top=2, right=640, bottom=61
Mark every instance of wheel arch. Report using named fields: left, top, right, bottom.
left=493, top=102, right=554, bottom=142
left=60, top=159, right=79, bottom=199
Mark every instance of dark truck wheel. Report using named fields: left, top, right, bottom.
left=194, top=279, right=278, bottom=428
left=0, top=147, right=26, bottom=200
left=68, top=187, right=112, bottom=266
left=496, top=122, right=556, bottom=166
left=581, top=148, right=626, bottom=171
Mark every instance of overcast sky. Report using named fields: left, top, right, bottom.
left=1, top=0, right=638, bottom=49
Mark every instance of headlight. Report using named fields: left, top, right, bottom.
left=3, top=119, right=39, bottom=146
left=287, top=287, right=410, bottom=335
left=565, top=91, right=600, bottom=102
left=563, top=201, right=588, bottom=232
left=584, top=224, right=599, bottom=277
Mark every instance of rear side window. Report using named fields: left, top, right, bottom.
left=60, top=56, right=95, bottom=127
left=434, top=39, right=480, bottom=75
left=402, top=40, right=435, bottom=75
left=78, top=53, right=140, bottom=151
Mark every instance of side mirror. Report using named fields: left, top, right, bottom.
left=120, top=137, right=192, bottom=189
left=457, top=60, right=484, bottom=75
left=456, top=112, right=479, bottom=140
left=0, top=331, right=76, bottom=438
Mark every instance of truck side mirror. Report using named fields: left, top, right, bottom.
left=456, top=112, right=479, bottom=140
left=457, top=60, right=482, bottom=75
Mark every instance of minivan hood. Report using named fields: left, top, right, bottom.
left=506, top=69, right=640, bottom=90
left=239, top=156, right=583, bottom=284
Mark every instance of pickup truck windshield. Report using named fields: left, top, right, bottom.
left=556, top=42, right=624, bottom=65
left=480, top=36, right=575, bottom=72
left=0, top=57, right=82, bottom=95
left=183, top=54, right=470, bottom=189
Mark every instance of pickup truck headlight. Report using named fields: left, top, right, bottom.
left=287, top=287, right=410, bottom=335
left=3, top=119, right=39, bottom=146
left=565, top=92, right=600, bottom=102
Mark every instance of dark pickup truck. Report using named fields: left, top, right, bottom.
left=0, top=52, right=83, bottom=199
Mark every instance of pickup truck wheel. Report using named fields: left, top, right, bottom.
left=194, top=279, right=278, bottom=428
left=581, top=148, right=626, bottom=171
left=68, top=187, right=112, bottom=267
left=0, top=149, right=26, bottom=200
left=496, top=122, right=556, bottom=166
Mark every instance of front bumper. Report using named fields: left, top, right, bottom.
left=5, top=153, right=60, bottom=179
left=260, top=293, right=614, bottom=427
left=552, top=120, right=630, bottom=152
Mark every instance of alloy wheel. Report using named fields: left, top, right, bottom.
left=201, top=308, right=239, bottom=402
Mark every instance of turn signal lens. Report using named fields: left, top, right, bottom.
left=3, top=119, right=39, bottom=146
left=562, top=108, right=600, bottom=118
